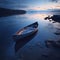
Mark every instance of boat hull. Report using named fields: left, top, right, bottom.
left=13, top=22, right=38, bottom=41
left=13, top=29, right=38, bottom=41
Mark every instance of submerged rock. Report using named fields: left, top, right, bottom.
left=52, top=21, right=56, bottom=23
left=42, top=54, right=48, bottom=57
left=45, top=40, right=60, bottom=48
left=54, top=32, right=60, bottom=35
left=45, top=40, right=55, bottom=48
left=54, top=30, right=60, bottom=35
left=36, top=42, right=41, bottom=46
left=55, top=40, right=60, bottom=48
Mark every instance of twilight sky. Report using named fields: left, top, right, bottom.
left=0, top=0, right=60, bottom=10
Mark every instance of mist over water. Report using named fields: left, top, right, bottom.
left=0, top=0, right=60, bottom=60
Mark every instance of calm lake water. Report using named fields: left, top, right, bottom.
left=0, top=11, right=60, bottom=60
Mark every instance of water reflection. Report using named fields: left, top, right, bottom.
left=0, top=11, right=60, bottom=60
left=18, top=13, right=60, bottom=37
left=22, top=13, right=52, bottom=20
left=28, top=14, right=48, bottom=19
left=44, top=15, right=60, bottom=36
left=15, top=30, right=38, bottom=52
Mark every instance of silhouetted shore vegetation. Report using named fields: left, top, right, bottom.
left=0, top=8, right=26, bottom=17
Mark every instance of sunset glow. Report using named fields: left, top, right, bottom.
left=24, top=14, right=51, bottom=19
left=28, top=3, right=60, bottom=10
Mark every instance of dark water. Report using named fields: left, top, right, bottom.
left=0, top=11, right=60, bottom=60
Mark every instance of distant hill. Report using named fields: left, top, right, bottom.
left=0, top=8, right=26, bottom=17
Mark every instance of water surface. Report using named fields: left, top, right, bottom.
left=0, top=11, right=60, bottom=60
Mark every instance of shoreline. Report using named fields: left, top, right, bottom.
left=0, top=8, right=26, bottom=17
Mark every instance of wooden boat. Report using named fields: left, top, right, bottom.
left=15, top=29, right=38, bottom=52
left=13, top=22, right=38, bottom=41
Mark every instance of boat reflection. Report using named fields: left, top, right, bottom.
left=15, top=30, right=38, bottom=52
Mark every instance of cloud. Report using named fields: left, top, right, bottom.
left=50, top=0, right=60, bottom=3
left=0, top=0, right=28, bottom=9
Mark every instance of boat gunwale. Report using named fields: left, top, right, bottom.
left=14, top=22, right=38, bottom=35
